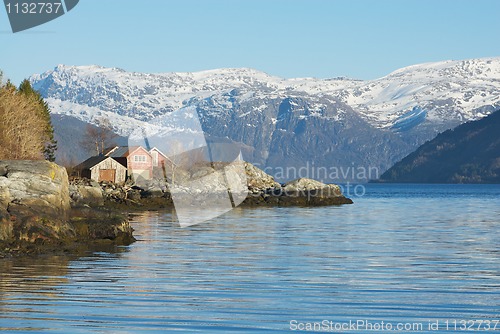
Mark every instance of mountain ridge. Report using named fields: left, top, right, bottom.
left=377, top=110, right=500, bottom=183
left=31, top=57, right=500, bottom=126
left=30, top=58, right=500, bottom=182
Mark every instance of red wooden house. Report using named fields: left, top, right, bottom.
left=150, top=147, right=173, bottom=167
left=105, top=146, right=153, bottom=182
left=149, top=147, right=175, bottom=179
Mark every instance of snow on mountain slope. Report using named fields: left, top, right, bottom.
left=345, top=58, right=500, bottom=127
left=29, top=58, right=500, bottom=181
left=31, top=58, right=500, bottom=136
left=44, top=97, right=150, bottom=135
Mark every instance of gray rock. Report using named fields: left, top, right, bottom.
left=0, top=177, right=11, bottom=211
left=126, top=189, right=142, bottom=201
left=245, top=162, right=280, bottom=191
left=0, top=160, right=70, bottom=219
left=171, top=169, right=190, bottom=184
left=0, top=165, right=7, bottom=177
left=0, top=160, right=74, bottom=244
left=0, top=218, right=13, bottom=241
left=70, top=185, right=104, bottom=207
left=283, top=178, right=342, bottom=198
left=191, top=167, right=214, bottom=179
left=141, top=187, right=164, bottom=199
left=89, top=180, right=100, bottom=188
left=283, top=178, right=327, bottom=192
left=0, top=161, right=136, bottom=251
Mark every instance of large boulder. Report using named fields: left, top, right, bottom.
left=69, top=178, right=104, bottom=207
left=0, top=160, right=70, bottom=219
left=0, top=161, right=135, bottom=250
left=0, top=178, right=10, bottom=215
left=70, top=185, right=104, bottom=207
left=100, top=181, right=128, bottom=202
left=283, top=178, right=327, bottom=192
left=283, top=178, right=342, bottom=198
left=243, top=176, right=352, bottom=206
left=245, top=162, right=281, bottom=192
left=0, top=160, right=73, bottom=243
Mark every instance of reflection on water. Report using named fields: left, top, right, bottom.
left=0, top=185, right=499, bottom=333
left=0, top=244, right=130, bottom=332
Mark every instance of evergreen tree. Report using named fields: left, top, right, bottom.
left=18, top=80, right=58, bottom=161
left=5, top=80, right=16, bottom=91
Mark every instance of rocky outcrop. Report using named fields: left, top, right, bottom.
left=0, top=161, right=73, bottom=245
left=69, top=207, right=135, bottom=245
left=0, top=161, right=135, bottom=255
left=245, top=162, right=281, bottom=192
left=243, top=175, right=352, bottom=206
left=0, top=160, right=70, bottom=220
left=242, top=164, right=352, bottom=206
left=81, top=162, right=352, bottom=209
left=283, top=178, right=342, bottom=197
left=69, top=178, right=104, bottom=207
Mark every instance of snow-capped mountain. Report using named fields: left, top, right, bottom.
left=30, top=58, right=500, bottom=181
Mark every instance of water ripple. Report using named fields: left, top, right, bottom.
left=0, top=184, right=499, bottom=332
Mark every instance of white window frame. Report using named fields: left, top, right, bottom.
left=133, top=155, right=147, bottom=163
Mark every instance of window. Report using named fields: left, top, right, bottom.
left=133, top=155, right=147, bottom=163
left=152, top=151, right=158, bottom=166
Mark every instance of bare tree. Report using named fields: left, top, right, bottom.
left=58, top=155, right=78, bottom=177
left=165, top=140, right=185, bottom=186
left=161, top=141, right=211, bottom=186
left=80, top=117, right=117, bottom=156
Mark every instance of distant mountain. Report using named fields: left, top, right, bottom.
left=378, top=110, right=500, bottom=183
left=30, top=58, right=500, bottom=181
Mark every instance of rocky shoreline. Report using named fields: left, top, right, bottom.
left=0, top=161, right=135, bottom=257
left=69, top=162, right=353, bottom=209
left=1, top=161, right=352, bottom=256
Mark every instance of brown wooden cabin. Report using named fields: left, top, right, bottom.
left=74, top=155, right=127, bottom=184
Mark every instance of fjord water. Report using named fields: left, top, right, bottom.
left=1, top=184, right=499, bottom=333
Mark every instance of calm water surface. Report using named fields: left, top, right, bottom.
left=1, top=184, right=499, bottom=333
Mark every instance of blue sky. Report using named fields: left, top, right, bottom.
left=1, top=0, right=500, bottom=84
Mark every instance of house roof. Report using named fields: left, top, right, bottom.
left=150, top=147, right=176, bottom=165
left=106, top=146, right=131, bottom=158
left=150, top=147, right=169, bottom=158
left=106, top=146, right=150, bottom=158
left=75, top=155, right=113, bottom=170
left=103, top=146, right=119, bottom=156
